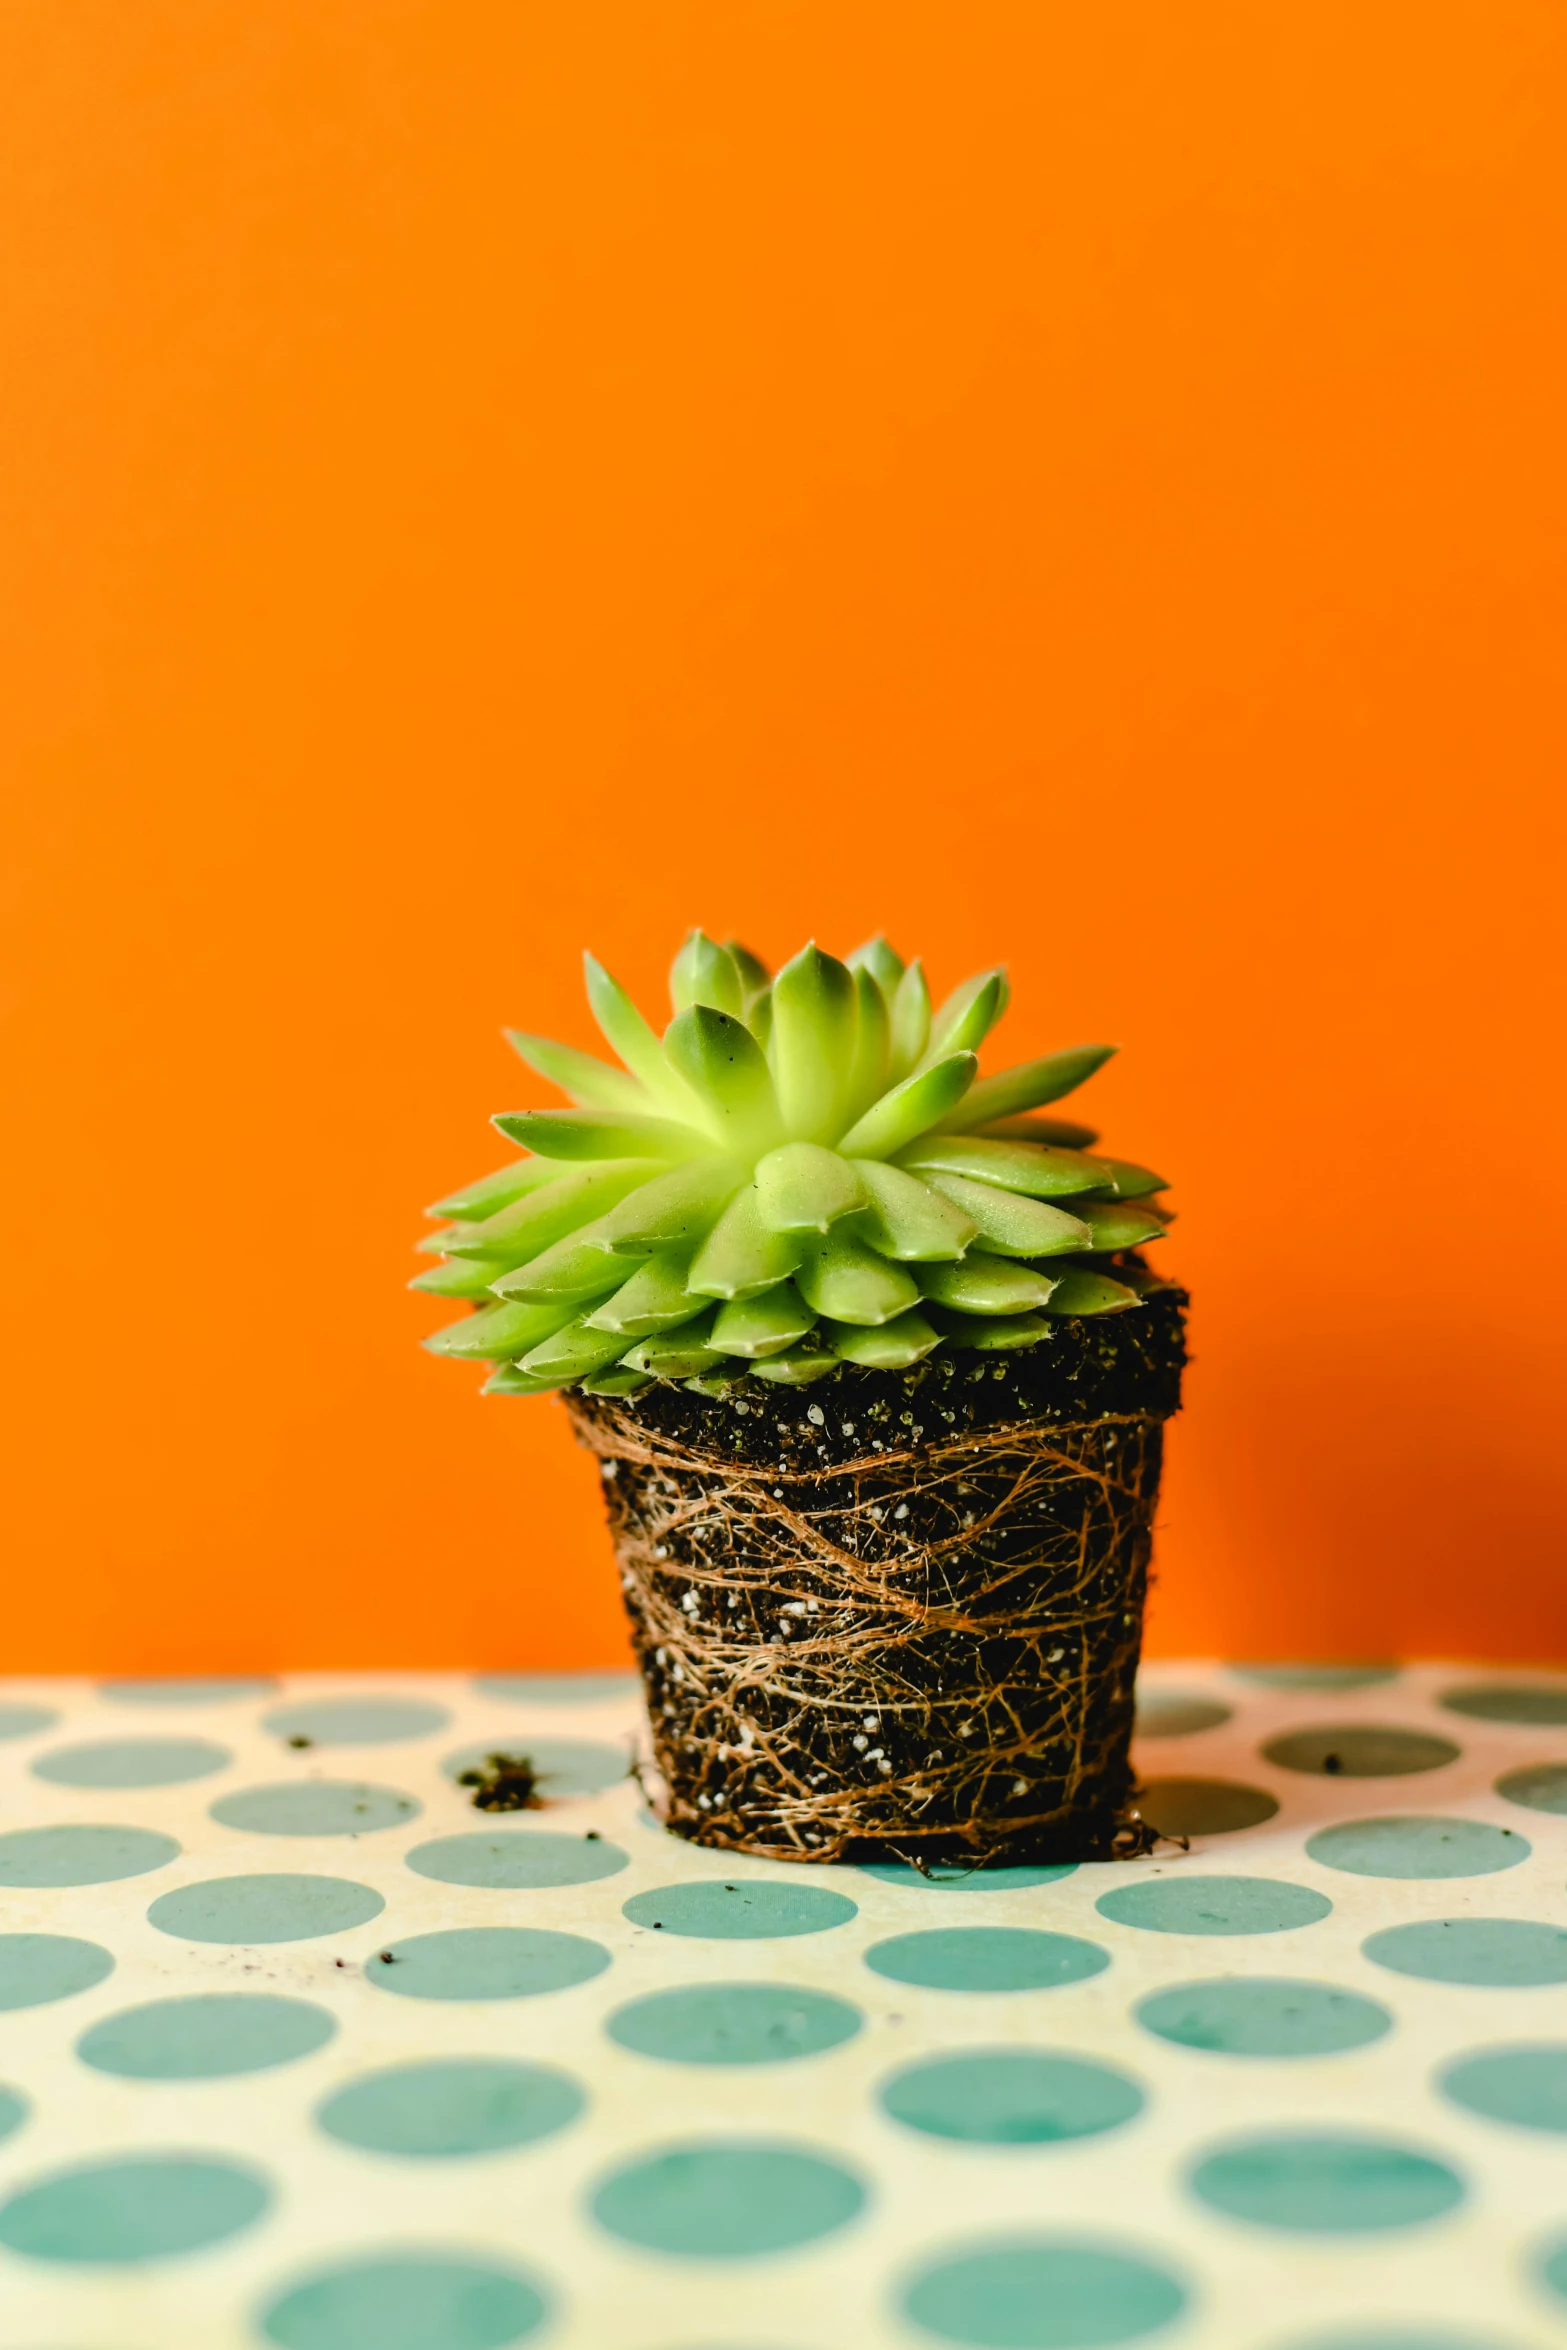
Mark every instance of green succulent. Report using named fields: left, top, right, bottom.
left=415, top=934, right=1174, bottom=1398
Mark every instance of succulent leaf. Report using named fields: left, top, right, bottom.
left=918, top=1259, right=1058, bottom=1315
left=754, top=1142, right=866, bottom=1234
left=925, top=1172, right=1093, bottom=1257
left=687, top=1184, right=806, bottom=1300
left=850, top=1159, right=976, bottom=1260
left=937, top=1044, right=1117, bottom=1131
left=582, top=1253, right=708, bottom=1337
left=582, top=1159, right=745, bottom=1255
left=896, top=1135, right=1104, bottom=1198
left=663, top=1004, right=782, bottom=1154
left=492, top=1108, right=705, bottom=1161
left=797, top=1231, right=921, bottom=1325
left=835, top=1051, right=976, bottom=1159
left=826, top=1309, right=941, bottom=1368
left=421, top=938, right=1173, bottom=1391
left=503, top=1032, right=649, bottom=1115
left=710, top=1280, right=812, bottom=1359
left=426, top=1159, right=558, bottom=1222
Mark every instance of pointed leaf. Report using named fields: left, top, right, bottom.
left=725, top=939, right=772, bottom=1004
left=925, top=1172, right=1092, bottom=1257
left=897, top=1135, right=1105, bottom=1198
left=749, top=1346, right=841, bottom=1385
left=851, top=1160, right=977, bottom=1261
left=519, top=1315, right=636, bottom=1382
left=887, top=958, right=931, bottom=1081
left=683, top=1367, right=750, bottom=1396
left=409, top=1258, right=505, bottom=1301
left=426, top=1159, right=558, bottom=1222
left=586, top=1159, right=745, bottom=1255
left=621, top=1308, right=724, bottom=1378
left=844, top=966, right=890, bottom=1123
left=754, top=1141, right=866, bottom=1234
left=503, top=1031, right=650, bottom=1115
left=687, top=1183, right=805, bottom=1300
left=492, top=1108, right=705, bottom=1161
left=1077, top=1156, right=1169, bottom=1200
left=491, top=1234, right=631, bottom=1302
left=710, top=1280, right=812, bottom=1359
left=583, top=952, right=684, bottom=1100
left=482, top=1363, right=571, bottom=1396
left=423, top=1299, right=576, bottom=1361
left=934, top=1309, right=1052, bottom=1353
left=580, top=1368, right=656, bottom=1397
left=925, top=968, right=1008, bottom=1063
left=918, top=1259, right=1058, bottom=1314
left=768, top=943, right=857, bottom=1140
left=846, top=935, right=906, bottom=997
left=663, top=1004, right=781, bottom=1154
left=836, top=1052, right=976, bottom=1159
left=970, top=1115, right=1099, bottom=1149
left=1067, top=1200, right=1169, bottom=1250
left=1043, top=1269, right=1144, bottom=1316
left=670, top=930, right=744, bottom=1017
left=937, top=1044, right=1117, bottom=1130
left=796, top=1231, right=920, bottom=1325
left=747, top=988, right=774, bottom=1049
left=442, top=1164, right=647, bottom=1262
left=825, top=1309, right=941, bottom=1369
left=583, top=1254, right=707, bottom=1337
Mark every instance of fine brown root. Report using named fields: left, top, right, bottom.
left=568, top=1387, right=1172, bottom=1866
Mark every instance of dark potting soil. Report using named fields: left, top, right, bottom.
left=568, top=1289, right=1186, bottom=1868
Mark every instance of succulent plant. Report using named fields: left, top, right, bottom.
left=415, top=935, right=1175, bottom=1397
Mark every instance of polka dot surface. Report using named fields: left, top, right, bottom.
left=0, top=1662, right=1563, bottom=2346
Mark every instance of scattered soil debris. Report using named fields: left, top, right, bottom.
left=457, top=1751, right=542, bottom=1812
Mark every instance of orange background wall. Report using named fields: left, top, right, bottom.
left=3, top=4, right=1564, bottom=1673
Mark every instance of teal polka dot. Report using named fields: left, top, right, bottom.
left=367, top=1927, right=610, bottom=2001
left=317, top=2059, right=584, bottom=2157
left=1495, top=1762, right=1567, bottom=1815
left=0, top=2154, right=270, bottom=2264
left=475, top=1672, right=638, bottom=1706
left=1440, top=1681, right=1567, bottom=1727
left=443, top=1737, right=626, bottom=1797
left=407, top=1830, right=628, bottom=1889
left=1542, top=2237, right=1567, bottom=2309
left=1135, top=1693, right=1231, bottom=1738
left=33, top=1737, right=230, bottom=1789
left=1231, top=1665, right=1397, bottom=1690
left=0, top=2085, right=29, bottom=2143
left=148, top=1873, right=385, bottom=1943
left=608, top=1982, right=863, bottom=2065
left=1190, top=2133, right=1463, bottom=2232
left=0, top=1935, right=113, bottom=2011
left=591, top=2141, right=865, bottom=2257
left=78, top=1994, right=333, bottom=2079
left=861, top=1861, right=1077, bottom=1892
left=623, top=1880, right=857, bottom=1938
left=0, top=1702, right=58, bottom=1740
left=261, top=2254, right=549, bottom=2349
left=211, top=1781, right=419, bottom=1836
left=1135, top=1780, right=1278, bottom=1836
left=1136, top=1978, right=1391, bottom=2057
left=265, top=1697, right=451, bottom=1746
left=882, top=2051, right=1143, bottom=2144
left=100, top=1676, right=277, bottom=1704
left=1096, top=1876, right=1331, bottom=1937
left=1440, top=2044, right=1567, bottom=2131
left=1263, top=1726, right=1458, bottom=1777
left=1306, top=1817, right=1527, bottom=1878
left=901, top=2237, right=1187, bottom=2346
left=865, top=1928, right=1109, bottom=1992
left=1363, top=1918, right=1567, bottom=1986
left=0, top=1824, right=179, bottom=1886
